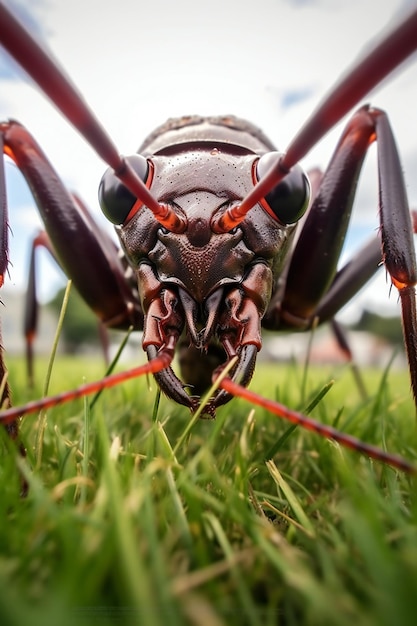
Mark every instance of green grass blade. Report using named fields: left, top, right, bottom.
left=35, top=279, right=72, bottom=469
left=266, top=460, right=315, bottom=536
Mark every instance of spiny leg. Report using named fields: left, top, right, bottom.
left=313, top=235, right=382, bottom=322
left=0, top=137, right=27, bottom=480
left=0, top=132, right=14, bottom=428
left=330, top=319, right=368, bottom=402
left=317, top=109, right=417, bottom=407
left=24, top=230, right=114, bottom=385
left=374, top=111, right=417, bottom=406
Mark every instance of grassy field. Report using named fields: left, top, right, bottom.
left=0, top=351, right=416, bottom=626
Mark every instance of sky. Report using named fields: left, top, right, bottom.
left=0, top=0, right=417, bottom=324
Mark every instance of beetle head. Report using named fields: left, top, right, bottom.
left=99, top=117, right=310, bottom=414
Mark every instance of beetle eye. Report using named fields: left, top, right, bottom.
left=256, top=152, right=310, bottom=224
left=98, top=154, right=149, bottom=225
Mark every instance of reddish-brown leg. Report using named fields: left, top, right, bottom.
left=0, top=121, right=144, bottom=446
left=24, top=231, right=55, bottom=387
left=1, top=122, right=142, bottom=332
left=262, top=107, right=417, bottom=408
left=374, top=112, right=417, bottom=404
left=274, top=106, right=379, bottom=328
left=24, top=229, right=113, bottom=384
left=0, top=132, right=18, bottom=442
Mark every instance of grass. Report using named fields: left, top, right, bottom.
left=0, top=349, right=417, bottom=626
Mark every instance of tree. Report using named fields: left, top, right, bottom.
left=350, top=309, right=403, bottom=347
left=47, top=286, right=100, bottom=353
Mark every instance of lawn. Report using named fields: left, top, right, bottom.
left=0, top=350, right=416, bottom=626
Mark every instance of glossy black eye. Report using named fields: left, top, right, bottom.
left=98, top=154, right=149, bottom=224
left=256, top=152, right=310, bottom=224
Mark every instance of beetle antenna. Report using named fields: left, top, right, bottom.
left=0, top=3, right=186, bottom=233
left=0, top=348, right=174, bottom=425
left=220, top=377, right=417, bottom=475
left=212, top=7, right=417, bottom=233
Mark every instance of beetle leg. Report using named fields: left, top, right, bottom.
left=312, top=235, right=382, bottom=322
left=271, top=106, right=377, bottom=329
left=0, top=132, right=13, bottom=422
left=0, top=120, right=145, bottom=447
left=266, top=105, right=415, bottom=329
left=0, top=133, right=25, bottom=457
left=373, top=111, right=417, bottom=405
left=266, top=106, right=417, bottom=407
left=23, top=230, right=57, bottom=387
left=24, top=229, right=112, bottom=384
left=1, top=121, right=142, bottom=331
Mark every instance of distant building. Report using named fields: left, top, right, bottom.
left=261, top=326, right=405, bottom=368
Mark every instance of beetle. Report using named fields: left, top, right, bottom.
left=0, top=2, right=417, bottom=473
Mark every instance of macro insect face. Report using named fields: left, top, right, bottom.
left=99, top=115, right=309, bottom=414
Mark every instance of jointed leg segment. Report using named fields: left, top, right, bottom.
left=266, top=106, right=417, bottom=403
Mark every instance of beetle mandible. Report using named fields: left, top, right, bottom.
left=0, top=2, right=417, bottom=472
